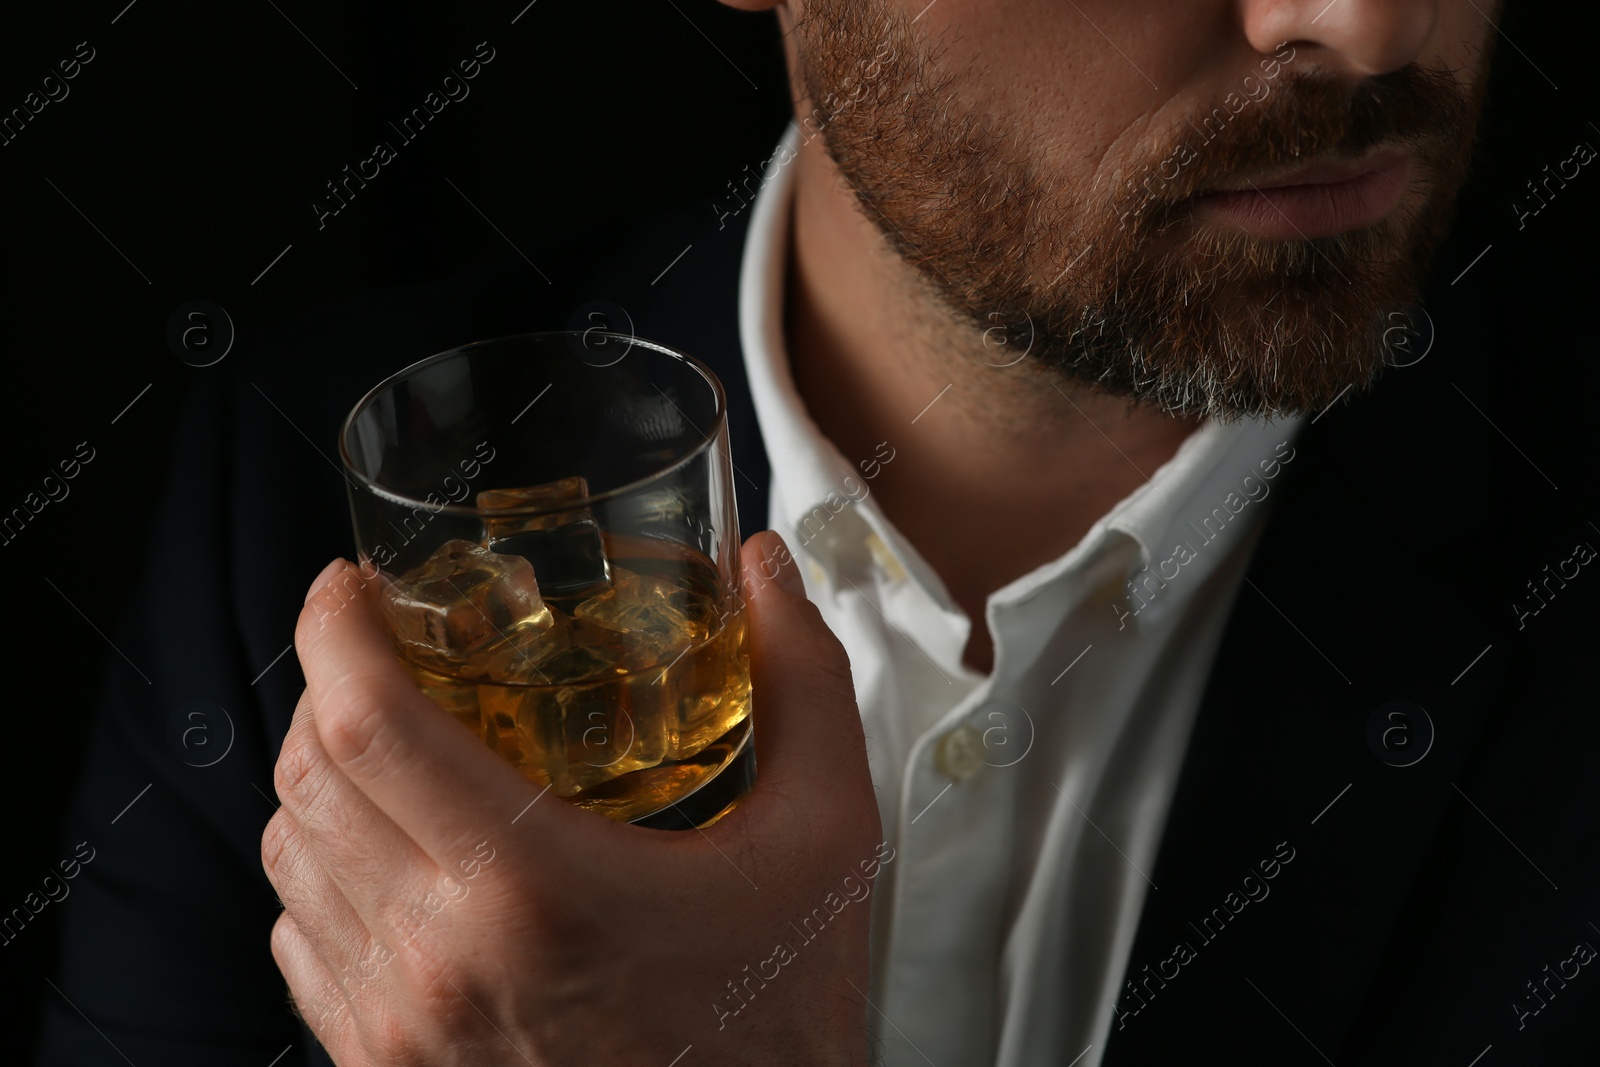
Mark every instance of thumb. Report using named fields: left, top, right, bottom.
left=738, top=531, right=872, bottom=806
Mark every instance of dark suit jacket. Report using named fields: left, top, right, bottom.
left=34, top=196, right=1600, bottom=1065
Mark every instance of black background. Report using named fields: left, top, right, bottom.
left=2, top=1, right=1595, bottom=1060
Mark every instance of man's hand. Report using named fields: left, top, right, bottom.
left=263, top=531, right=884, bottom=1066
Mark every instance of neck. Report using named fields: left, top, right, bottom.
left=783, top=133, right=1203, bottom=674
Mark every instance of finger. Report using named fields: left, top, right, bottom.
left=274, top=689, right=437, bottom=927
left=738, top=532, right=874, bottom=802
left=262, top=806, right=376, bottom=997
left=296, top=559, right=592, bottom=870
left=271, top=911, right=356, bottom=1056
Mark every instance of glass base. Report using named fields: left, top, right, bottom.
left=628, top=726, right=756, bottom=831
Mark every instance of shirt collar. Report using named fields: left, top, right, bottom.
left=737, top=126, right=857, bottom=533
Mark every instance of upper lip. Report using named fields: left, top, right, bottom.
left=1200, top=147, right=1412, bottom=195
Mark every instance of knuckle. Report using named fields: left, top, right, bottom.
left=269, top=910, right=297, bottom=960
left=318, top=684, right=401, bottom=774
left=273, top=730, right=327, bottom=811
left=261, top=810, right=303, bottom=878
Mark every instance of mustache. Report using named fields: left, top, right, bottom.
left=1118, top=62, right=1477, bottom=227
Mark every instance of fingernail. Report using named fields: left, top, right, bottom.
left=762, top=532, right=805, bottom=598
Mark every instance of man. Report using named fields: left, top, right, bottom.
left=36, top=1, right=1600, bottom=1065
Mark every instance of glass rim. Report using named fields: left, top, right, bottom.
left=336, top=329, right=729, bottom=519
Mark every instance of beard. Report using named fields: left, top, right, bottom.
left=790, top=1, right=1490, bottom=419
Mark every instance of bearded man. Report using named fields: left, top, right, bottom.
left=36, top=2, right=1600, bottom=1066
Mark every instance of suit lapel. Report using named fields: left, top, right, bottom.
left=1101, top=265, right=1517, bottom=1062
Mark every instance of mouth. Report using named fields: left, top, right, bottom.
left=1185, top=148, right=1415, bottom=240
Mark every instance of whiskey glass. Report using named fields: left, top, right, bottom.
left=338, top=331, right=753, bottom=830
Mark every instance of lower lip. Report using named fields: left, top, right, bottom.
left=1187, top=158, right=1414, bottom=240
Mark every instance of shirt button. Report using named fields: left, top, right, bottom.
left=936, top=725, right=985, bottom=781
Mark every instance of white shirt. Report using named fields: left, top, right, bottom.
left=737, top=125, right=1306, bottom=1066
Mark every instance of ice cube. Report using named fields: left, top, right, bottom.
left=477, top=476, right=590, bottom=538
left=380, top=539, right=553, bottom=675
left=479, top=477, right=613, bottom=599
left=490, top=521, right=612, bottom=599
left=573, top=567, right=699, bottom=669
left=513, top=613, right=635, bottom=683
left=475, top=608, right=627, bottom=685
left=478, top=610, right=570, bottom=684
left=476, top=628, right=661, bottom=796
left=546, top=675, right=666, bottom=793
left=478, top=646, right=665, bottom=796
